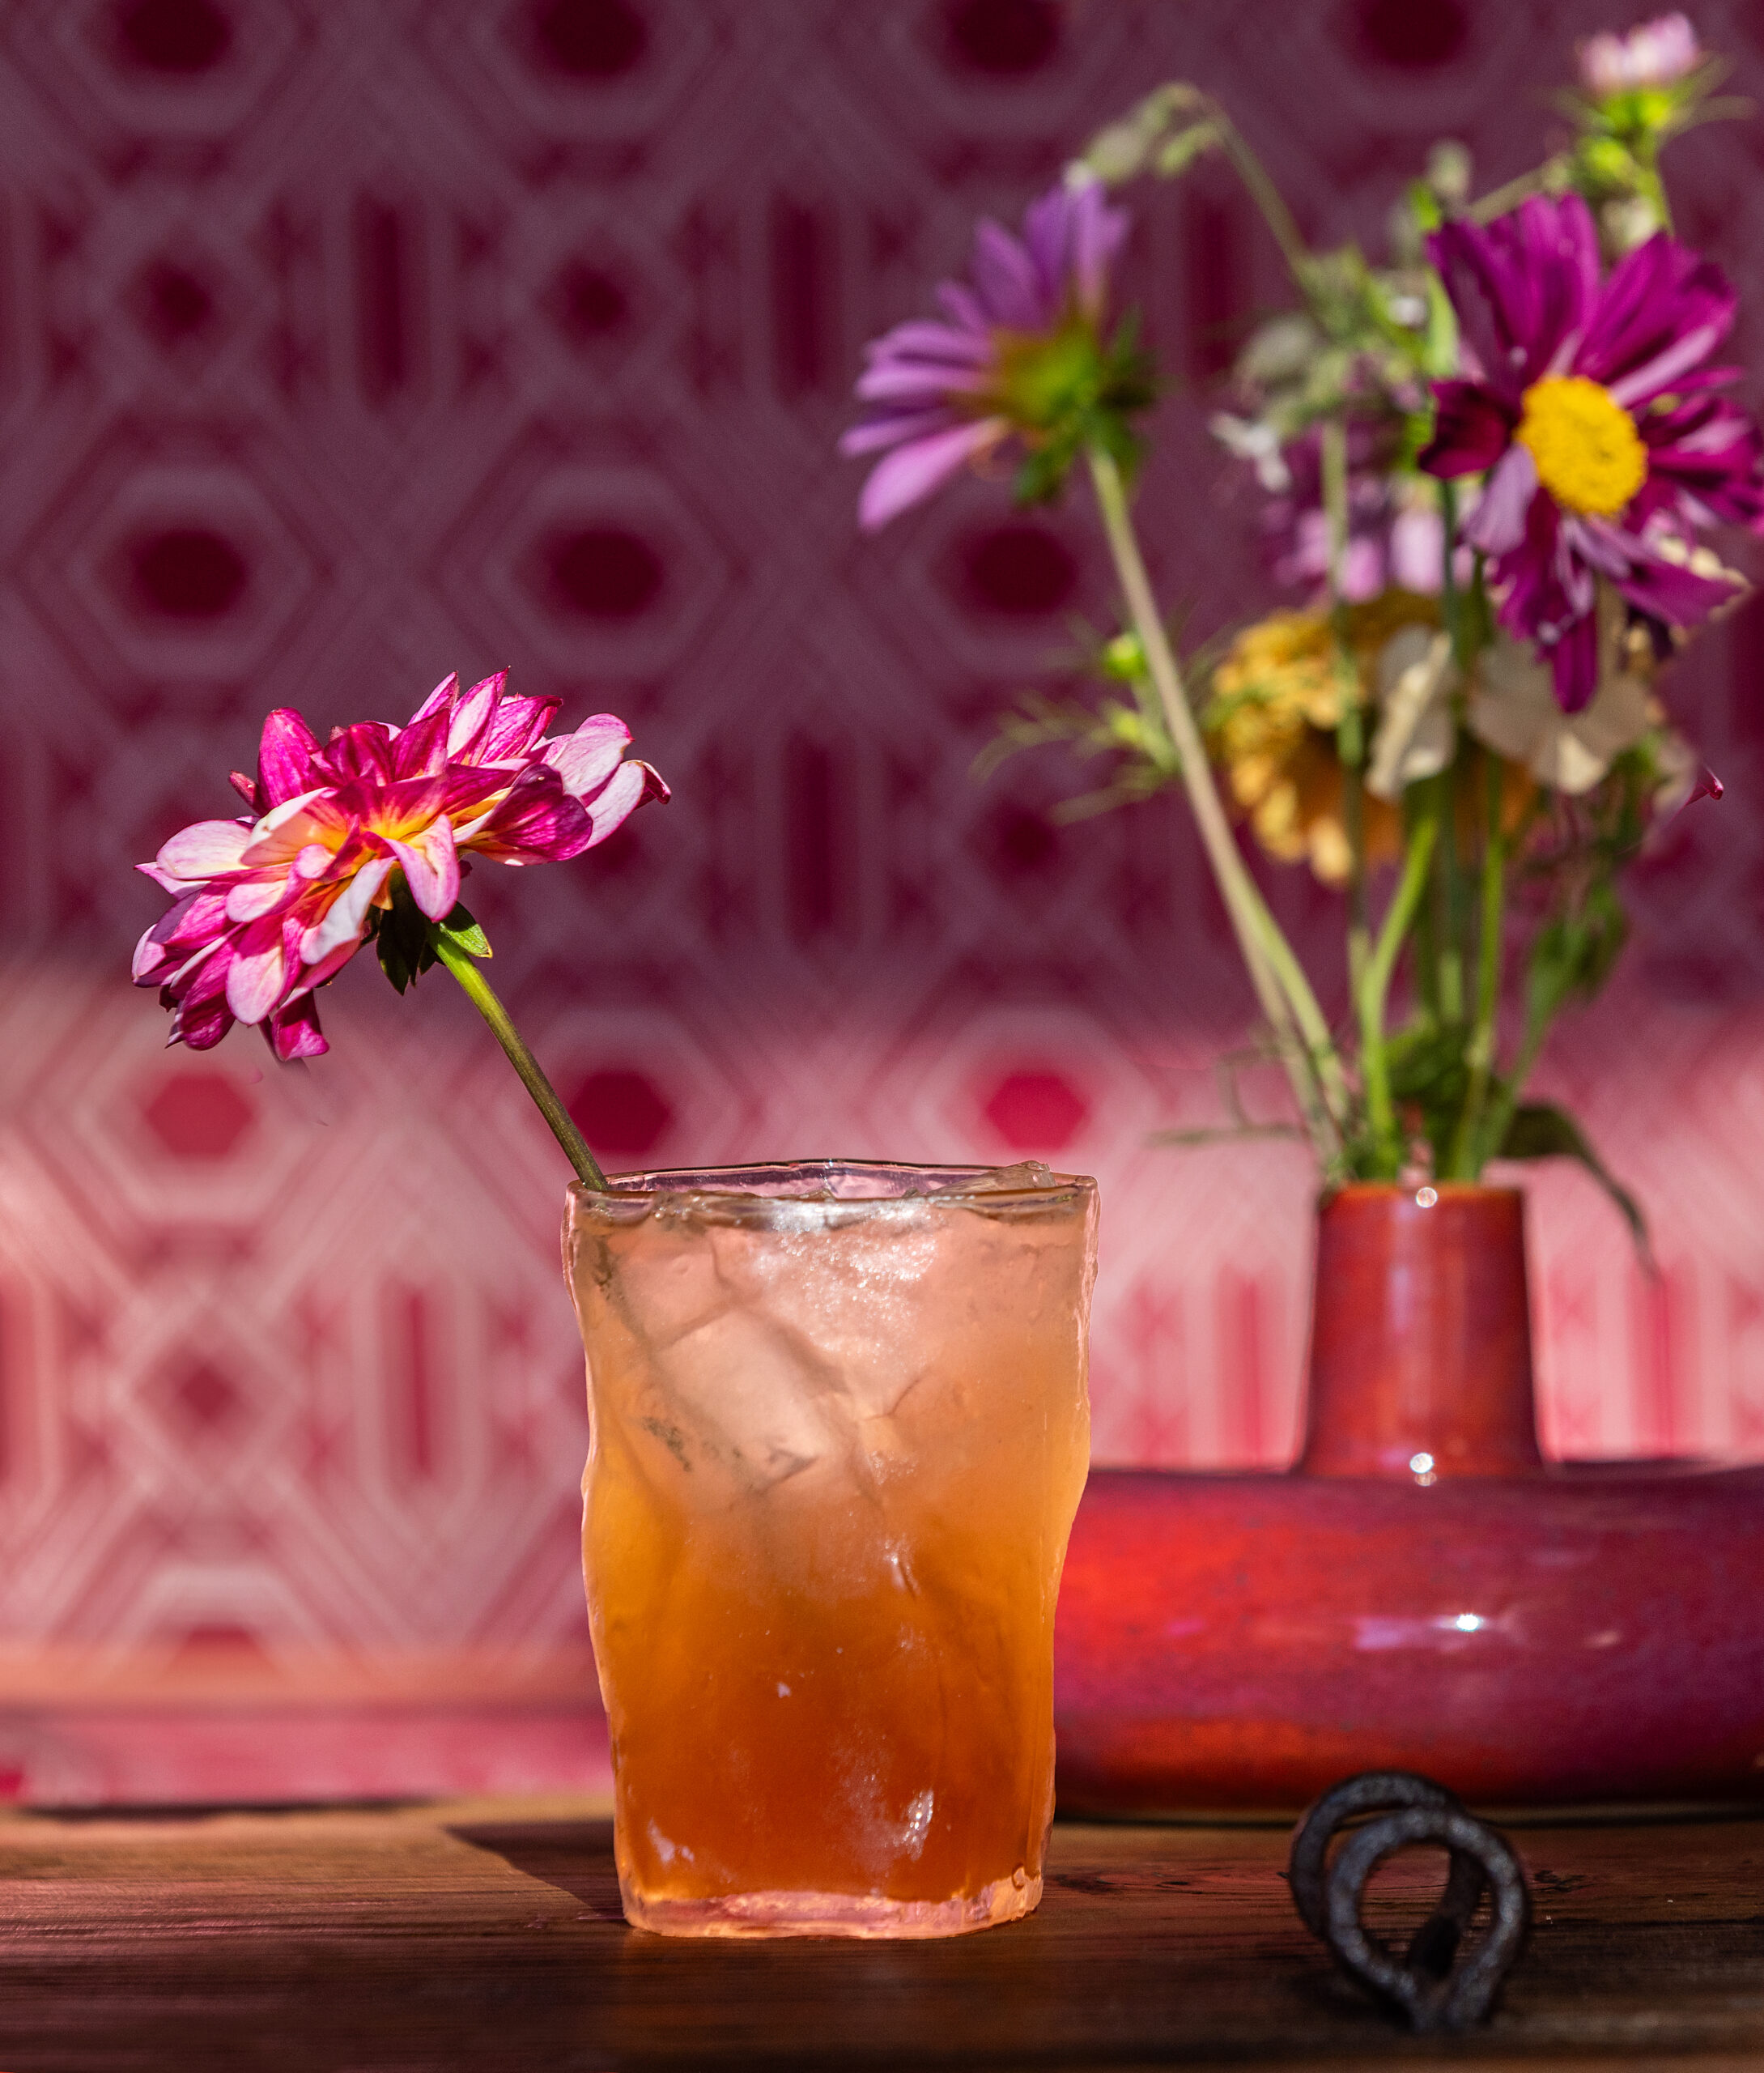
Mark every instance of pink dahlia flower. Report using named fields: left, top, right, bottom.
left=1418, top=193, right=1763, bottom=711
left=840, top=172, right=1141, bottom=530
left=134, top=671, right=666, bottom=1060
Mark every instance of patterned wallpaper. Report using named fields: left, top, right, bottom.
left=0, top=0, right=1762, bottom=1757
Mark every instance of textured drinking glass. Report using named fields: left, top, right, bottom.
left=565, top=1160, right=1097, bottom=1939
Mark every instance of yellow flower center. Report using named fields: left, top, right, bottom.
left=1515, top=374, right=1647, bottom=517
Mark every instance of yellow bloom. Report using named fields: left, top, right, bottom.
left=1207, top=594, right=1435, bottom=883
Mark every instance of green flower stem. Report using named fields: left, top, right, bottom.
left=1465, top=161, right=1563, bottom=223
left=1200, top=98, right=1316, bottom=292
left=1433, top=767, right=1465, bottom=1022
left=1087, top=445, right=1348, bottom=1160
left=1320, top=419, right=1371, bottom=1002
left=1447, top=751, right=1507, bottom=1177
left=1357, top=807, right=1439, bottom=1171
left=432, top=934, right=608, bottom=1190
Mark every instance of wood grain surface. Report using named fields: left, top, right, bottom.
left=0, top=1797, right=1760, bottom=2069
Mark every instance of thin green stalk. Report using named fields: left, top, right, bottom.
left=1320, top=419, right=1370, bottom=1000
left=1204, top=101, right=1314, bottom=291
left=1407, top=783, right=1440, bottom=1020
left=1447, top=751, right=1507, bottom=1177
left=1434, top=768, right=1465, bottom=1021
left=1086, top=446, right=1348, bottom=1159
left=433, top=935, right=608, bottom=1190
left=1439, top=480, right=1462, bottom=662
left=1357, top=811, right=1439, bottom=1167
left=1466, top=163, right=1561, bottom=223
left=1477, top=1005, right=1549, bottom=1173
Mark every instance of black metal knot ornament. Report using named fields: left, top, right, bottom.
left=1289, top=1770, right=1531, bottom=2033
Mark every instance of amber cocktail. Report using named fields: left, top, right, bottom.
left=565, top=1160, right=1097, bottom=1939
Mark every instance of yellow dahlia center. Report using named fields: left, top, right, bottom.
left=1515, top=374, right=1647, bottom=517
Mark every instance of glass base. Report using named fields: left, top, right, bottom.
left=620, top=1869, right=1041, bottom=1939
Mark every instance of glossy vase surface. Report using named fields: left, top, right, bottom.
left=1299, top=1184, right=1541, bottom=1479
left=1054, top=1183, right=1764, bottom=1811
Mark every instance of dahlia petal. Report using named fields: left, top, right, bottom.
left=409, top=672, right=458, bottom=725
left=1464, top=443, right=1539, bottom=556
left=856, top=417, right=1009, bottom=530
left=224, top=874, right=296, bottom=924
left=577, top=756, right=649, bottom=846
left=1418, top=381, right=1514, bottom=477
left=316, top=722, right=397, bottom=788
left=240, top=791, right=343, bottom=865
left=157, top=819, right=252, bottom=880
left=543, top=713, right=631, bottom=798
left=464, top=765, right=591, bottom=859
left=133, top=888, right=232, bottom=981
left=300, top=857, right=394, bottom=964
left=229, top=771, right=261, bottom=811
left=157, top=928, right=234, bottom=999
left=385, top=815, right=459, bottom=921
left=257, top=709, right=322, bottom=807
left=171, top=994, right=235, bottom=1052
left=446, top=672, right=506, bottom=760
left=226, top=919, right=289, bottom=1024
left=390, top=705, right=452, bottom=780
left=268, top=996, right=328, bottom=1062
left=479, top=692, right=561, bottom=763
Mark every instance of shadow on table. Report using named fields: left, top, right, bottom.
left=448, top=1815, right=627, bottom=1922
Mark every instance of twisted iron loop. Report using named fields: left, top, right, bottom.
left=1288, top=1769, right=1531, bottom=2032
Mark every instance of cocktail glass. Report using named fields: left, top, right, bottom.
left=564, top=1159, right=1097, bottom=1939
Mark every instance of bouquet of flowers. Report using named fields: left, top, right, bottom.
left=844, top=13, right=1754, bottom=1238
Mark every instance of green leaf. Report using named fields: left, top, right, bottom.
left=1526, top=882, right=1629, bottom=1030
left=373, top=879, right=435, bottom=995
left=436, top=900, right=491, bottom=960
left=1498, top=1101, right=1652, bottom=1266
left=1385, top=1019, right=1469, bottom=1171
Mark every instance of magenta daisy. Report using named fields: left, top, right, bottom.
left=841, top=172, right=1147, bottom=530
left=134, top=671, right=667, bottom=1060
left=1418, top=192, right=1763, bottom=709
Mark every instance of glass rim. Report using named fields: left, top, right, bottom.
left=567, top=1157, right=1095, bottom=1221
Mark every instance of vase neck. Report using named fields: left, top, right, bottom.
left=1297, top=1184, right=1544, bottom=1481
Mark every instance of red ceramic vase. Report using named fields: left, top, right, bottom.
left=1053, top=1183, right=1764, bottom=1812
left=1299, top=1183, right=1541, bottom=1479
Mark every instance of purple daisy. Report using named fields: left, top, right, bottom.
left=1418, top=192, right=1763, bottom=710
left=841, top=173, right=1134, bottom=530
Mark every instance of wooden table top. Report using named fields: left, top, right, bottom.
left=0, top=1795, right=1761, bottom=2069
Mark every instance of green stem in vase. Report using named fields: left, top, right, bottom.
left=1447, top=750, right=1508, bottom=1178
left=1086, top=446, right=1350, bottom=1163
left=432, top=934, right=609, bottom=1190
left=1357, top=808, right=1439, bottom=1173
left=1320, top=419, right=1371, bottom=1002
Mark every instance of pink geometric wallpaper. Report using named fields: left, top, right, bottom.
left=2, top=0, right=1764, bottom=1796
